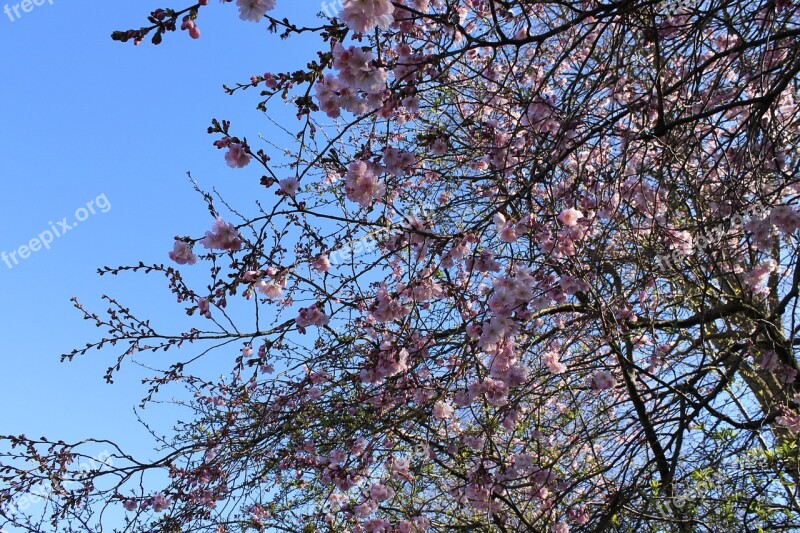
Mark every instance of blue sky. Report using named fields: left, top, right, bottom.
left=0, top=1, right=326, bottom=527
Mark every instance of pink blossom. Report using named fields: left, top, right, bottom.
left=369, top=285, right=410, bottom=322
left=513, top=453, right=534, bottom=473
left=365, top=347, right=410, bottom=382
left=236, top=0, right=276, bottom=23
left=198, top=297, right=211, bottom=319
left=542, top=350, right=567, bottom=374
left=568, top=506, right=590, bottom=525
left=778, top=414, right=800, bottom=433
left=412, top=516, right=430, bottom=531
left=407, top=274, right=443, bottom=301
left=479, top=315, right=518, bottom=353
left=201, top=217, right=243, bottom=251
left=502, top=407, right=521, bottom=430
left=345, top=160, right=386, bottom=207
left=338, top=86, right=370, bottom=114
left=402, top=96, right=420, bottom=113
left=315, top=75, right=344, bottom=118
left=745, top=217, right=774, bottom=251
left=430, top=137, right=448, bottom=155
left=522, top=96, right=560, bottom=133
left=466, top=249, right=501, bottom=273
left=382, top=147, right=416, bottom=176
left=329, top=449, right=347, bottom=466
left=557, top=208, right=584, bottom=226
left=559, top=275, right=589, bottom=295
left=493, top=213, right=518, bottom=242
left=590, top=370, right=616, bottom=390
left=432, top=400, right=455, bottom=420
left=256, top=279, right=284, bottom=300
left=508, top=361, right=531, bottom=386
left=369, top=482, right=395, bottom=501
left=152, top=492, right=170, bottom=512
left=333, top=44, right=388, bottom=94
left=770, top=205, right=800, bottom=234
left=351, top=437, right=367, bottom=455
left=296, top=305, right=330, bottom=331
left=312, top=254, right=331, bottom=273
left=391, top=457, right=413, bottom=482
left=470, top=377, right=509, bottom=406
left=488, top=268, right=535, bottom=317
left=464, top=483, right=491, bottom=506
left=224, top=143, right=251, bottom=168
left=341, top=0, right=394, bottom=33
left=487, top=343, right=518, bottom=376
left=278, top=177, right=300, bottom=197
left=168, top=240, right=198, bottom=265
left=498, top=223, right=518, bottom=243
left=744, top=259, right=777, bottom=295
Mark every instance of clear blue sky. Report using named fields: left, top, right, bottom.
left=0, top=1, right=324, bottom=527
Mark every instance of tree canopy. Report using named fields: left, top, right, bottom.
left=4, top=0, right=800, bottom=531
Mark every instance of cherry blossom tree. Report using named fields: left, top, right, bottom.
left=4, top=0, right=800, bottom=531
